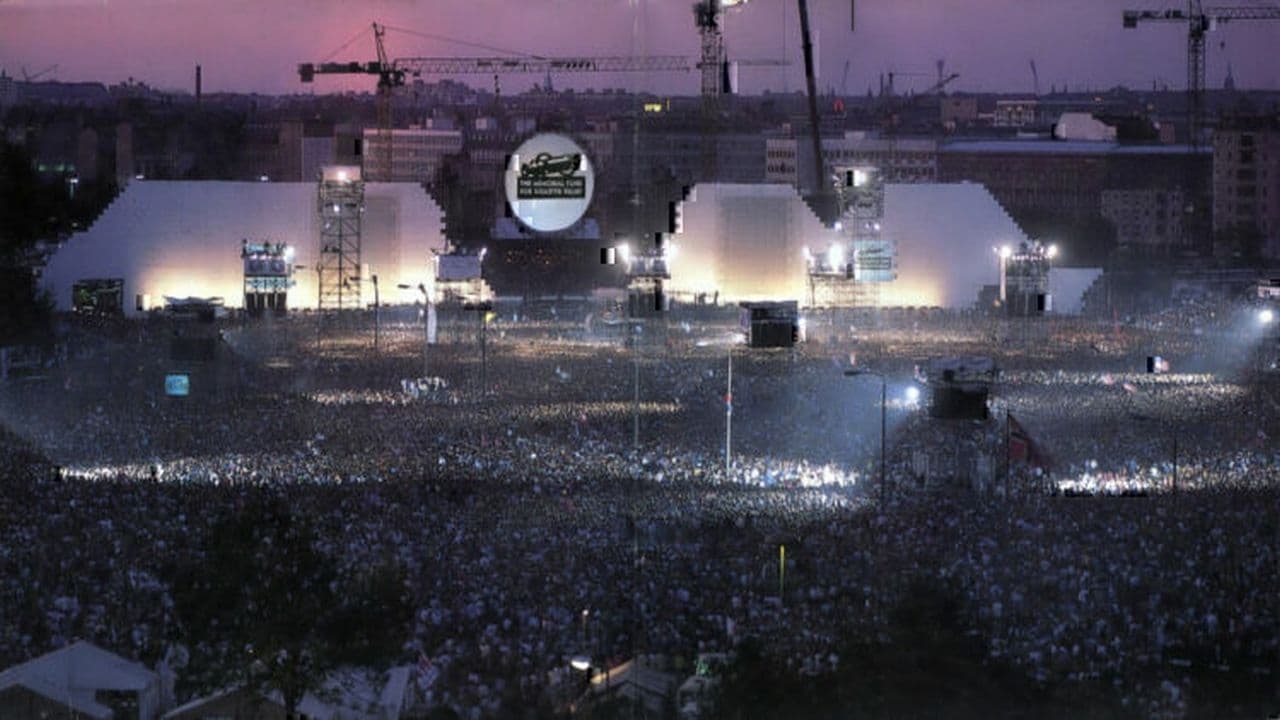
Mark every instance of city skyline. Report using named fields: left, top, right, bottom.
left=2, top=0, right=1278, bottom=97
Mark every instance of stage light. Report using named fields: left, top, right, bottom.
left=905, top=386, right=920, bottom=404
left=1260, top=308, right=1275, bottom=325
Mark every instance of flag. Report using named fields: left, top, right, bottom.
left=417, top=652, right=439, bottom=690
left=1008, top=413, right=1050, bottom=469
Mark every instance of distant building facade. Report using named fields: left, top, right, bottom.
left=939, top=139, right=1208, bottom=252
left=766, top=131, right=937, bottom=192
left=1101, top=188, right=1187, bottom=251
left=0, top=71, right=16, bottom=108
left=1213, top=114, right=1280, bottom=256
left=361, top=126, right=464, bottom=183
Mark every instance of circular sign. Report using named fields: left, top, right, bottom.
left=504, top=133, right=594, bottom=233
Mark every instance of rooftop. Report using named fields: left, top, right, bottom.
left=942, top=139, right=1208, bottom=156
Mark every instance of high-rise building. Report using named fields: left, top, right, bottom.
left=1213, top=114, right=1280, bottom=257
left=0, top=71, right=16, bottom=109
left=1101, top=188, right=1186, bottom=252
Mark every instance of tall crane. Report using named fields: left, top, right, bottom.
left=300, top=23, right=691, bottom=180
left=1123, top=2, right=1280, bottom=148
left=692, top=0, right=748, bottom=114
left=20, top=64, right=58, bottom=82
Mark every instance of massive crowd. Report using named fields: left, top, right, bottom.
left=1, top=304, right=1277, bottom=717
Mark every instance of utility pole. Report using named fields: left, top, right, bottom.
left=879, top=378, right=887, bottom=503
left=725, top=349, right=733, bottom=479
left=632, top=327, right=640, bottom=448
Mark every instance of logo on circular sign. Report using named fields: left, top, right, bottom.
left=504, top=133, right=594, bottom=233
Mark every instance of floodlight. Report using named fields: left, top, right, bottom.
left=827, top=244, right=845, bottom=268
left=1000, top=245, right=1013, bottom=259
left=1047, top=243, right=1059, bottom=259
left=905, top=386, right=920, bottom=403
left=1260, top=308, right=1275, bottom=326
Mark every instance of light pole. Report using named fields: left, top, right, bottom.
left=629, top=320, right=642, bottom=448
left=398, top=282, right=430, bottom=378
left=346, top=273, right=380, bottom=352
left=725, top=348, right=732, bottom=479
left=462, top=300, right=492, bottom=401
left=844, top=368, right=887, bottom=504
left=994, top=245, right=1012, bottom=306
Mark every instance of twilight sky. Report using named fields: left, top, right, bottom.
left=1, top=0, right=1277, bottom=96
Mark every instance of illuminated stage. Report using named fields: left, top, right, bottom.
left=40, top=180, right=443, bottom=316
left=668, top=182, right=1035, bottom=309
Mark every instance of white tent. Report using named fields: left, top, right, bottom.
left=668, top=182, right=1031, bottom=309
left=0, top=640, right=162, bottom=719
left=41, top=180, right=445, bottom=316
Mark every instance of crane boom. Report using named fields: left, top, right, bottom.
left=299, top=23, right=692, bottom=182
left=300, top=55, right=690, bottom=81
left=1122, top=2, right=1280, bottom=149
left=1124, top=5, right=1280, bottom=25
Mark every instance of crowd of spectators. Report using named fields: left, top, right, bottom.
left=0, top=306, right=1277, bottom=717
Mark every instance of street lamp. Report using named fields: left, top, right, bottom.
left=398, top=282, right=431, bottom=378
left=844, top=368, right=888, bottom=504
left=462, top=300, right=493, bottom=401
left=345, top=273, right=380, bottom=352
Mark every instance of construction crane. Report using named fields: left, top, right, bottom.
left=20, top=64, right=58, bottom=82
left=880, top=72, right=960, bottom=134
left=300, top=23, right=691, bottom=179
left=1123, top=2, right=1280, bottom=148
left=692, top=0, right=748, bottom=114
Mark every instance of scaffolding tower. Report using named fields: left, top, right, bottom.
left=317, top=166, right=365, bottom=310
left=805, top=165, right=895, bottom=308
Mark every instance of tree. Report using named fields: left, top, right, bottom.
left=0, top=141, right=57, bottom=343
left=170, top=492, right=411, bottom=717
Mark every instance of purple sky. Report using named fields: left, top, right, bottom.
left=1, top=0, right=1277, bottom=96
